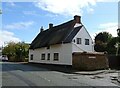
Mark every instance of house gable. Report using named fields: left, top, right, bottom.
left=72, top=26, right=94, bottom=52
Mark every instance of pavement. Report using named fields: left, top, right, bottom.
left=74, top=69, right=119, bottom=75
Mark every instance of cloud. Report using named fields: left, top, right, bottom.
left=87, top=8, right=94, bottom=14
left=34, top=0, right=96, bottom=16
left=0, top=30, right=21, bottom=46
left=99, top=23, right=117, bottom=29
left=6, top=2, right=16, bottom=7
left=2, top=0, right=118, bottom=2
left=93, top=22, right=118, bottom=38
left=23, top=11, right=38, bottom=16
left=9, top=2, right=16, bottom=6
left=4, top=21, right=34, bottom=30
left=97, top=0, right=119, bottom=2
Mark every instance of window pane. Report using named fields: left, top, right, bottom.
left=77, top=38, right=81, bottom=44
left=47, top=53, right=50, bottom=60
left=41, top=54, right=45, bottom=60
left=30, top=54, right=33, bottom=60
left=54, top=53, right=59, bottom=61
left=85, top=39, right=89, bottom=45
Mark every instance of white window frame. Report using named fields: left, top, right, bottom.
left=41, top=53, right=45, bottom=60
left=53, top=53, right=59, bottom=61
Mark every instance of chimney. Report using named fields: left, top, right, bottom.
left=49, top=23, right=53, bottom=29
left=74, top=15, right=81, bottom=23
left=40, top=26, right=44, bottom=32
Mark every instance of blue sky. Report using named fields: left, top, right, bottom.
left=0, top=0, right=118, bottom=46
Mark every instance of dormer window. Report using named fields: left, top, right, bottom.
left=77, top=38, right=81, bottom=44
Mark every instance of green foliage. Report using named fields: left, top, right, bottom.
left=94, top=41, right=107, bottom=52
left=0, top=9, right=2, bottom=14
left=117, top=29, right=120, bottom=54
left=107, top=37, right=117, bottom=54
left=94, top=32, right=112, bottom=53
left=2, top=42, right=16, bottom=58
left=117, top=28, right=120, bottom=37
left=94, top=30, right=120, bottom=55
left=2, top=42, right=29, bottom=62
left=95, top=32, right=112, bottom=43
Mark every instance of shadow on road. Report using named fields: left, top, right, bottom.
left=25, top=62, right=76, bottom=74
left=1, top=62, right=76, bottom=74
left=2, top=62, right=49, bottom=72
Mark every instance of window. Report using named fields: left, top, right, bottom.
left=41, top=54, right=45, bottom=60
left=30, top=54, right=33, bottom=60
left=73, top=39, right=75, bottom=43
left=85, top=39, right=89, bottom=45
left=77, top=38, right=81, bottom=44
left=47, top=53, right=50, bottom=60
left=54, top=53, right=59, bottom=61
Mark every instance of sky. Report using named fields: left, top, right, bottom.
left=0, top=0, right=118, bottom=46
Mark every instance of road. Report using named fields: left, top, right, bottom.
left=1, top=62, right=119, bottom=87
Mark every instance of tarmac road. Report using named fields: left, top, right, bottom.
left=1, top=62, right=119, bottom=87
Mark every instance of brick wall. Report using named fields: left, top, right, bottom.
left=72, top=52, right=109, bottom=70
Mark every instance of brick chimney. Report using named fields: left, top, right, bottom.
left=49, top=23, right=53, bottom=29
left=74, top=15, right=81, bottom=23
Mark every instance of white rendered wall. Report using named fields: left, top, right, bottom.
left=29, top=43, right=72, bottom=65
left=72, top=26, right=94, bottom=53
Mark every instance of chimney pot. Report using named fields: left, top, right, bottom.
left=74, top=15, right=81, bottom=23
left=49, top=23, right=53, bottom=29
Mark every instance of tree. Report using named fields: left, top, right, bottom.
left=95, top=32, right=112, bottom=43
left=94, top=30, right=120, bottom=55
left=15, top=42, right=29, bottom=61
left=0, top=9, right=2, bottom=14
left=2, top=42, right=16, bottom=59
left=117, top=28, right=120, bottom=54
left=2, top=42, right=29, bottom=62
left=117, top=28, right=120, bottom=37
left=107, top=37, right=118, bottom=54
left=94, top=32, right=112, bottom=52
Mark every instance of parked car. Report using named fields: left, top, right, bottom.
left=0, top=55, right=8, bottom=61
